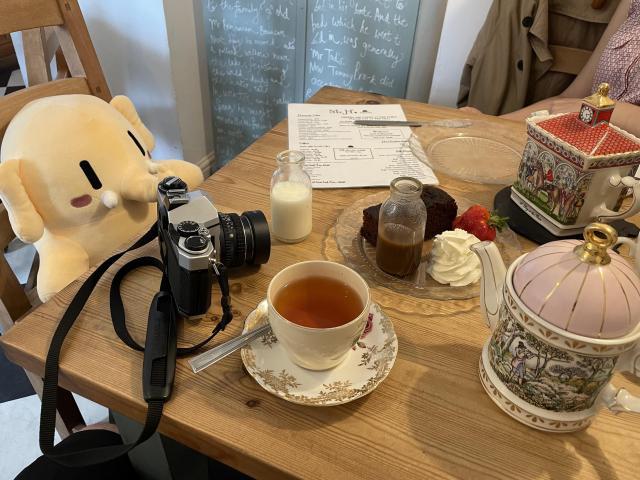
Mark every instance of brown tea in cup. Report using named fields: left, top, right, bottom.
left=273, top=275, right=364, bottom=328
left=267, top=261, right=371, bottom=370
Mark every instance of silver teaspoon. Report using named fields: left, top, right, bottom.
left=189, top=300, right=270, bottom=374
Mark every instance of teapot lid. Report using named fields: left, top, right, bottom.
left=512, top=223, right=640, bottom=339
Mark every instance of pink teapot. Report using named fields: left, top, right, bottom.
left=471, top=223, right=640, bottom=431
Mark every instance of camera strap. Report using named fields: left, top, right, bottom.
left=39, top=225, right=233, bottom=468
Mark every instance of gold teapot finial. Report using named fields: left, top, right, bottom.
left=598, top=83, right=609, bottom=97
left=574, top=223, right=618, bottom=265
left=584, top=83, right=616, bottom=109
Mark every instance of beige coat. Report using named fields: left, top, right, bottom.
left=458, top=0, right=620, bottom=115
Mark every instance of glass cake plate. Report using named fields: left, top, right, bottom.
left=333, top=191, right=522, bottom=300
left=409, top=121, right=524, bottom=185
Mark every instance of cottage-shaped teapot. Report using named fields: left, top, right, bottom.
left=471, top=223, right=640, bottom=431
left=511, top=83, right=640, bottom=236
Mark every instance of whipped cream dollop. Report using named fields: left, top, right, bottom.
left=427, top=229, right=482, bottom=287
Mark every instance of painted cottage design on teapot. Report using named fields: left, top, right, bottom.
left=511, top=83, right=640, bottom=236
left=472, top=224, right=640, bottom=432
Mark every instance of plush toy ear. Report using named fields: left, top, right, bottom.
left=110, top=95, right=156, bottom=152
left=0, top=159, right=44, bottom=243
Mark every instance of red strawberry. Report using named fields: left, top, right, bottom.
left=452, top=205, right=508, bottom=241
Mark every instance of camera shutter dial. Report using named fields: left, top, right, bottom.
left=184, top=235, right=209, bottom=253
left=177, top=220, right=200, bottom=237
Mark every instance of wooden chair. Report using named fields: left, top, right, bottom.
left=0, top=33, right=18, bottom=70
left=1, top=0, right=111, bottom=438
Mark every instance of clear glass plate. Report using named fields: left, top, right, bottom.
left=410, top=122, right=525, bottom=185
left=333, top=191, right=523, bottom=300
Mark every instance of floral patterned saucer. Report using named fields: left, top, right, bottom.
left=240, top=302, right=398, bottom=406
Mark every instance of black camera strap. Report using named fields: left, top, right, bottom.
left=109, top=256, right=232, bottom=355
left=39, top=225, right=233, bottom=467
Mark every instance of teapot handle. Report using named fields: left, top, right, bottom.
left=615, top=237, right=637, bottom=254
left=615, top=236, right=639, bottom=273
left=593, top=175, right=640, bottom=222
left=602, top=344, right=640, bottom=414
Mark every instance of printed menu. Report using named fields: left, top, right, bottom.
left=288, top=104, right=438, bottom=188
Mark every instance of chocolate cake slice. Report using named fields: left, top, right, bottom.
left=360, top=186, right=458, bottom=246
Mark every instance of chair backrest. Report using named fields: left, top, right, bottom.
left=0, top=0, right=111, bottom=325
left=0, top=205, right=31, bottom=330
left=0, top=0, right=111, bottom=140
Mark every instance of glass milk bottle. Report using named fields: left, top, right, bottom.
left=376, top=177, right=426, bottom=276
left=270, top=150, right=312, bottom=243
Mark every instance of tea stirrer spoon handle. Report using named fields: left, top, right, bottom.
left=189, top=300, right=270, bottom=374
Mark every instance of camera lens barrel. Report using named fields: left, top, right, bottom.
left=218, top=210, right=271, bottom=267
left=218, top=213, right=244, bottom=268
left=242, top=210, right=271, bottom=265
left=240, top=215, right=254, bottom=262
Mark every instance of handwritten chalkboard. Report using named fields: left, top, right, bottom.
left=304, top=0, right=420, bottom=100
left=202, top=0, right=300, bottom=165
left=201, top=0, right=421, bottom=166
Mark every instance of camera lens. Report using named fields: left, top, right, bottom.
left=241, top=210, right=270, bottom=265
left=218, top=211, right=271, bottom=267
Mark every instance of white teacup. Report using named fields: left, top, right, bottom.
left=267, top=260, right=371, bottom=370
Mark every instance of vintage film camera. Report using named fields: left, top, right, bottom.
left=157, top=176, right=270, bottom=317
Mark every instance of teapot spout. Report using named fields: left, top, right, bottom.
left=471, top=241, right=506, bottom=331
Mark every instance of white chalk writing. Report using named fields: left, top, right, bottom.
left=204, top=0, right=297, bottom=164
left=304, top=0, right=418, bottom=99
left=202, top=0, right=419, bottom=165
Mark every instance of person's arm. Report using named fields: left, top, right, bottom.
left=562, top=0, right=631, bottom=98
left=501, top=0, right=631, bottom=121
left=604, top=101, right=640, bottom=137
left=501, top=97, right=640, bottom=138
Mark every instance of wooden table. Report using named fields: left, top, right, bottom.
left=2, top=87, right=639, bottom=479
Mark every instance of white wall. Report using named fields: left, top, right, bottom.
left=78, top=0, right=183, bottom=161
left=12, top=1, right=213, bottom=165
left=162, top=0, right=214, bottom=170
left=406, top=0, right=448, bottom=102
left=428, top=0, right=493, bottom=107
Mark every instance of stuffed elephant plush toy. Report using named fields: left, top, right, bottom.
left=0, top=94, right=204, bottom=301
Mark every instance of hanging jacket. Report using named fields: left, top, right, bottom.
left=458, top=0, right=620, bottom=115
